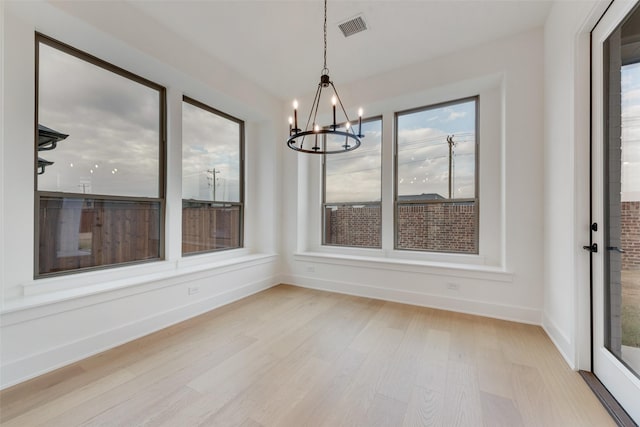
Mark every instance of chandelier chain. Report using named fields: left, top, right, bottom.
left=286, top=0, right=362, bottom=154
left=323, top=0, right=327, bottom=71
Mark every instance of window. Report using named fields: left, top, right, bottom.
left=182, top=97, right=243, bottom=254
left=395, top=97, right=478, bottom=253
left=323, top=117, right=382, bottom=248
left=35, top=34, right=166, bottom=276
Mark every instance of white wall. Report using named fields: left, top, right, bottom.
left=281, top=29, right=545, bottom=324
left=543, top=0, right=607, bottom=369
left=0, top=1, right=282, bottom=389
left=1, top=0, right=619, bottom=392
left=0, top=0, right=5, bottom=316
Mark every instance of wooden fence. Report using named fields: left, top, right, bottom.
left=38, top=197, right=161, bottom=275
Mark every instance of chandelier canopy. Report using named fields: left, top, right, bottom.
left=287, top=0, right=363, bottom=154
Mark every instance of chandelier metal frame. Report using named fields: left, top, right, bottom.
left=287, top=0, right=363, bottom=154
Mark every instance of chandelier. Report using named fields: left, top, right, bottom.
left=287, top=0, right=363, bottom=154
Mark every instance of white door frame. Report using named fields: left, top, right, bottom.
left=591, top=0, right=640, bottom=423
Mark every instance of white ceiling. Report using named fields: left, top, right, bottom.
left=129, top=0, right=554, bottom=101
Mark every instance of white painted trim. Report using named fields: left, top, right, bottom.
left=573, top=0, right=612, bottom=374
left=591, top=1, right=640, bottom=422
left=3, top=253, right=277, bottom=318
left=0, top=275, right=279, bottom=390
left=283, top=275, right=540, bottom=325
left=542, top=311, right=575, bottom=369
left=0, top=0, right=5, bottom=316
left=293, top=252, right=513, bottom=283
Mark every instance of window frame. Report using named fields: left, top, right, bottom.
left=181, top=95, right=245, bottom=256
left=321, top=115, right=383, bottom=248
left=393, top=95, right=480, bottom=254
left=34, top=33, right=167, bottom=278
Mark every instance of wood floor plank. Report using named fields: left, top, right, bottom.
left=0, top=286, right=302, bottom=424
left=275, top=347, right=367, bottom=427
left=480, top=390, right=525, bottom=427
left=378, top=307, right=430, bottom=403
left=321, top=326, right=405, bottom=426
left=477, top=347, right=515, bottom=399
left=402, top=385, right=445, bottom=427
left=442, top=360, right=484, bottom=427
left=364, top=393, right=409, bottom=427
left=43, top=334, right=256, bottom=426
left=510, top=362, right=562, bottom=427
left=0, top=368, right=136, bottom=427
left=0, top=285, right=617, bottom=427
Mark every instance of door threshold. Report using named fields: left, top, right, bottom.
left=579, top=370, right=637, bottom=427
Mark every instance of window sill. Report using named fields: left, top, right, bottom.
left=313, top=244, right=488, bottom=266
left=2, top=252, right=278, bottom=316
left=293, top=251, right=512, bottom=283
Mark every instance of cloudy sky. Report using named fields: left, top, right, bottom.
left=34, top=38, right=637, bottom=207
left=622, top=62, right=640, bottom=201
left=182, top=101, right=240, bottom=203
left=324, top=100, right=476, bottom=204
left=325, top=119, right=382, bottom=203
left=38, top=43, right=161, bottom=198
left=397, top=100, right=476, bottom=200
left=38, top=42, right=241, bottom=203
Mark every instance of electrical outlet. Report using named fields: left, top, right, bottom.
left=446, top=282, right=460, bottom=291
left=188, top=287, right=200, bottom=295
left=306, top=265, right=315, bottom=273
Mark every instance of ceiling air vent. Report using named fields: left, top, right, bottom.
left=338, top=15, right=367, bottom=38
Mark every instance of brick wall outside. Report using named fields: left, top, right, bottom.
left=324, top=200, right=636, bottom=260
left=622, top=201, right=640, bottom=270
left=324, top=201, right=477, bottom=253
left=397, top=202, right=477, bottom=253
left=324, top=205, right=381, bottom=248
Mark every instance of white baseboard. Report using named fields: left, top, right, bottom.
left=1, top=277, right=278, bottom=390
left=282, top=275, right=541, bottom=325
left=542, top=311, right=575, bottom=369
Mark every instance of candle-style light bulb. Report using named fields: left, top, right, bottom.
left=344, top=122, right=351, bottom=147
left=331, top=96, right=337, bottom=129
left=313, top=123, right=320, bottom=150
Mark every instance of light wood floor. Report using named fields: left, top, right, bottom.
left=0, top=285, right=615, bottom=427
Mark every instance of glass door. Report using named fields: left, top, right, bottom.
left=592, top=1, right=640, bottom=423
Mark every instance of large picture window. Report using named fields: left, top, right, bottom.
left=395, top=97, right=478, bottom=253
left=35, top=34, right=166, bottom=276
left=182, top=97, right=244, bottom=254
left=323, top=117, right=382, bottom=248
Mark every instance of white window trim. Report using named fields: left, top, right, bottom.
left=7, top=250, right=273, bottom=315
left=300, top=74, right=505, bottom=270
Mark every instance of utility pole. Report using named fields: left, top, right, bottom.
left=207, top=168, right=220, bottom=200
left=446, top=135, right=455, bottom=199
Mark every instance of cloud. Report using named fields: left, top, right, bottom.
left=325, top=119, right=476, bottom=202
left=37, top=42, right=244, bottom=202
left=623, top=88, right=640, bottom=103
left=397, top=128, right=475, bottom=199
left=446, top=110, right=467, bottom=121
left=182, top=102, right=241, bottom=202
left=38, top=44, right=162, bottom=197
left=325, top=124, right=382, bottom=203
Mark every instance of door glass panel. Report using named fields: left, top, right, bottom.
left=604, top=3, right=640, bottom=378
